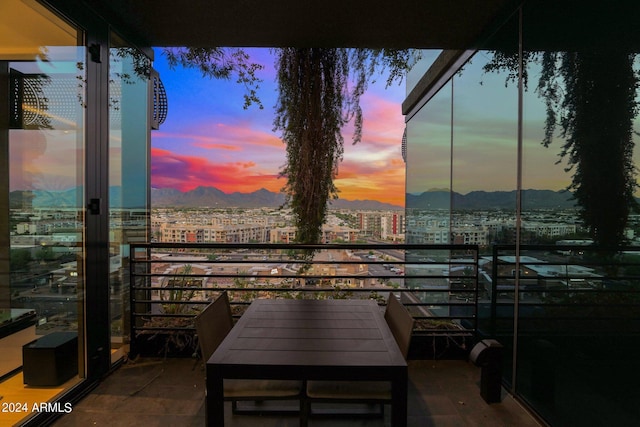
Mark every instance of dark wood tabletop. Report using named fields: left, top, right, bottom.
left=206, top=298, right=408, bottom=426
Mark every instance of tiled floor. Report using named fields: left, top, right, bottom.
left=52, top=358, right=542, bottom=427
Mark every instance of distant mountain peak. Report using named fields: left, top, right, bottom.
left=14, top=186, right=573, bottom=211
left=151, top=186, right=402, bottom=209
left=406, top=189, right=576, bottom=210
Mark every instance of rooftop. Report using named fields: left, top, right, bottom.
left=52, top=357, right=541, bottom=427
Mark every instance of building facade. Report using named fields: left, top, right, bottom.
left=160, top=222, right=270, bottom=243
left=270, top=225, right=358, bottom=243
left=357, top=211, right=405, bottom=240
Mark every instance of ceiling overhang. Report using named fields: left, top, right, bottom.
left=40, top=0, right=640, bottom=52
left=73, top=0, right=519, bottom=49
left=35, top=0, right=638, bottom=55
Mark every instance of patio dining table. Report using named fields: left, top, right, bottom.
left=206, top=298, right=408, bottom=426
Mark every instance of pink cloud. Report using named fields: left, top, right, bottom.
left=151, top=147, right=282, bottom=193
left=359, top=93, right=405, bottom=146
left=151, top=144, right=404, bottom=205
left=191, top=122, right=283, bottom=148
left=192, top=142, right=242, bottom=151
left=150, top=87, right=407, bottom=206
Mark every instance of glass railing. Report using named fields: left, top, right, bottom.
left=128, top=243, right=479, bottom=357
left=485, top=244, right=640, bottom=427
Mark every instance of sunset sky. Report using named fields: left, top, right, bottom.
left=151, top=48, right=606, bottom=208
left=151, top=48, right=408, bottom=207
left=10, top=48, right=640, bottom=208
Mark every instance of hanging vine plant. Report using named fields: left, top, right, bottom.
left=273, top=48, right=414, bottom=244
left=537, top=50, right=639, bottom=247
left=274, top=48, right=349, bottom=245
left=485, top=49, right=639, bottom=247
left=160, top=47, right=414, bottom=245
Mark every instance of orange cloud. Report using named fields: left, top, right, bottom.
left=335, top=155, right=405, bottom=207
left=152, top=144, right=405, bottom=206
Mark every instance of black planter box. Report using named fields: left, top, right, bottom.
left=23, top=331, right=78, bottom=386
left=134, top=330, right=198, bottom=358
left=408, top=333, right=472, bottom=360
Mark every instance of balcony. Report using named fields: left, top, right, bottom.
left=30, top=241, right=635, bottom=426
left=49, top=242, right=541, bottom=426
left=51, top=357, right=541, bottom=426
left=120, top=242, right=640, bottom=426
left=127, top=243, right=480, bottom=360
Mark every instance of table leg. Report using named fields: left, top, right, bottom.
left=206, top=364, right=225, bottom=426
left=391, top=369, right=408, bottom=427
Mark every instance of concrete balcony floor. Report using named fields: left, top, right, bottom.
left=52, top=358, right=542, bottom=427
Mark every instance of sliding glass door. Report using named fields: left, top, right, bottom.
left=1, top=0, right=85, bottom=424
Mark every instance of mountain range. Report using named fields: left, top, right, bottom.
left=9, top=187, right=577, bottom=210
left=153, top=187, right=577, bottom=210
left=406, top=189, right=576, bottom=210
left=151, top=187, right=403, bottom=210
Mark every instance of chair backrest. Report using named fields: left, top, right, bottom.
left=195, top=291, right=234, bottom=361
left=384, top=293, right=414, bottom=360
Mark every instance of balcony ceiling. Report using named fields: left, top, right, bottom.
left=77, top=0, right=640, bottom=51
left=79, top=0, right=517, bottom=48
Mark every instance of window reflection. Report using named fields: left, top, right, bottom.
left=109, top=35, right=151, bottom=363
left=1, top=1, right=84, bottom=424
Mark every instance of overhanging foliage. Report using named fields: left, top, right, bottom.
left=485, top=50, right=640, bottom=246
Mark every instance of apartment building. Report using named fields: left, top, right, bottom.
left=357, top=211, right=405, bottom=239
left=270, top=225, right=358, bottom=243
left=160, top=222, right=269, bottom=243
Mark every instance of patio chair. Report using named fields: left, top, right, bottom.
left=195, top=292, right=303, bottom=415
left=301, top=293, right=414, bottom=426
